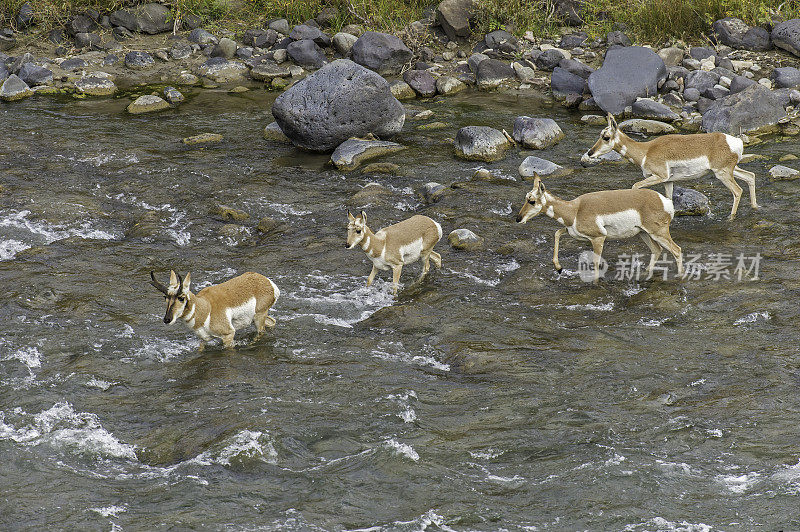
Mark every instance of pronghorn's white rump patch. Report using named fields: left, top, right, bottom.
left=227, top=297, right=257, bottom=329
left=658, top=193, right=675, bottom=218
left=268, top=278, right=280, bottom=302
left=724, top=134, right=744, bottom=158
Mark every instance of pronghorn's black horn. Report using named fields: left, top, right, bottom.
left=150, top=271, right=169, bottom=294
left=176, top=271, right=183, bottom=293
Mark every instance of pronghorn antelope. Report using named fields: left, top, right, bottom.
left=582, top=113, right=759, bottom=220
left=149, top=270, right=279, bottom=349
left=346, top=211, right=442, bottom=296
left=516, top=177, right=683, bottom=282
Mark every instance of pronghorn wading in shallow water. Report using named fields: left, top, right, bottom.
left=582, top=113, right=759, bottom=220
left=150, top=270, right=279, bottom=349
left=516, top=177, right=683, bottom=283
left=347, top=211, right=443, bottom=296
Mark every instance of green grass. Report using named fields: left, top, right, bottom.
left=2, top=0, right=800, bottom=44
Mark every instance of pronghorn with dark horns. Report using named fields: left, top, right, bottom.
left=582, top=113, right=759, bottom=220
left=347, top=211, right=442, bottom=296
left=150, top=270, right=279, bottom=349
left=516, top=177, right=683, bottom=282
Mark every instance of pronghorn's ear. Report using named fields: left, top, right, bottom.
left=360, top=210, right=367, bottom=224
left=181, top=272, right=191, bottom=292
left=607, top=113, right=618, bottom=130
left=169, top=269, right=178, bottom=287
left=347, top=210, right=355, bottom=221
left=538, top=179, right=546, bottom=195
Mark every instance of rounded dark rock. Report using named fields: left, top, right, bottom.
left=271, top=59, right=404, bottom=152
left=351, top=31, right=412, bottom=76
left=534, top=48, right=565, bottom=71
left=587, top=46, right=667, bottom=115
left=403, top=69, right=436, bottom=97
left=125, top=50, right=154, bottom=69
left=286, top=39, right=326, bottom=69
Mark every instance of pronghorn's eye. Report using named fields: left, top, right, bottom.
left=178, top=296, right=185, bottom=302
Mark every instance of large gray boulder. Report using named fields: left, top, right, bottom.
left=702, top=84, right=786, bottom=134
left=110, top=3, right=172, bottom=34
left=512, top=117, right=564, bottom=149
left=454, top=126, right=512, bottom=161
left=772, top=19, right=800, bottom=56
left=587, top=46, right=667, bottom=115
left=351, top=32, right=412, bottom=76
left=271, top=59, right=405, bottom=152
left=435, top=0, right=476, bottom=41
left=712, top=18, right=772, bottom=51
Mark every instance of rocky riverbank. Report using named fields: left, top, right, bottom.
left=3, top=2, right=800, bottom=173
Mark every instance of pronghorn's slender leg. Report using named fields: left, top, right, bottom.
left=366, top=265, right=379, bottom=286
left=420, top=251, right=431, bottom=277
left=650, top=228, right=683, bottom=275
left=733, top=166, right=759, bottom=208
left=590, top=236, right=605, bottom=284
left=430, top=251, right=442, bottom=269
left=391, top=265, right=403, bottom=296
left=713, top=167, right=743, bottom=220
left=664, top=181, right=674, bottom=200
left=221, top=332, right=236, bottom=349
left=552, top=227, right=567, bottom=272
left=632, top=172, right=670, bottom=190
left=639, top=232, right=663, bottom=276
left=254, top=311, right=276, bottom=339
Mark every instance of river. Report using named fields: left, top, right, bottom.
left=1, top=88, right=799, bottom=530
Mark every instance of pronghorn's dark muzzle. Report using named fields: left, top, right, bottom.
left=516, top=213, right=523, bottom=223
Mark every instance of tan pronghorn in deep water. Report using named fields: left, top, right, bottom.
left=516, top=177, right=683, bottom=282
left=346, top=211, right=442, bottom=296
left=150, top=270, right=279, bottom=349
left=582, top=113, right=759, bottom=220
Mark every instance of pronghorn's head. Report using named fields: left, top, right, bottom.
left=583, top=113, right=620, bottom=162
left=346, top=210, right=368, bottom=249
left=516, top=177, right=547, bottom=224
left=150, top=270, right=191, bottom=325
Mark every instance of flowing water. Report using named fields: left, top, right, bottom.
left=2, top=88, right=800, bottom=531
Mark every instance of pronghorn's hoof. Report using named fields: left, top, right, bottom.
left=752, top=204, right=762, bottom=209
left=554, top=266, right=563, bottom=273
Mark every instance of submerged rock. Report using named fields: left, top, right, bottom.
left=163, top=86, right=184, bottom=104
left=127, top=94, right=170, bottom=114
left=182, top=132, right=223, bottom=145
left=212, top=204, right=249, bottom=222
left=263, top=121, right=291, bottom=142
left=420, top=182, right=449, bottom=203
left=448, top=228, right=484, bottom=250
left=436, top=75, right=466, bottom=95
left=271, top=59, right=405, bottom=152
left=453, top=126, right=512, bottom=161
left=330, top=138, right=406, bottom=171
left=390, top=80, right=416, bottom=100
left=195, top=58, right=248, bottom=83
left=768, top=164, right=800, bottom=180
left=512, top=117, right=564, bottom=149
left=672, top=187, right=710, bottom=216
